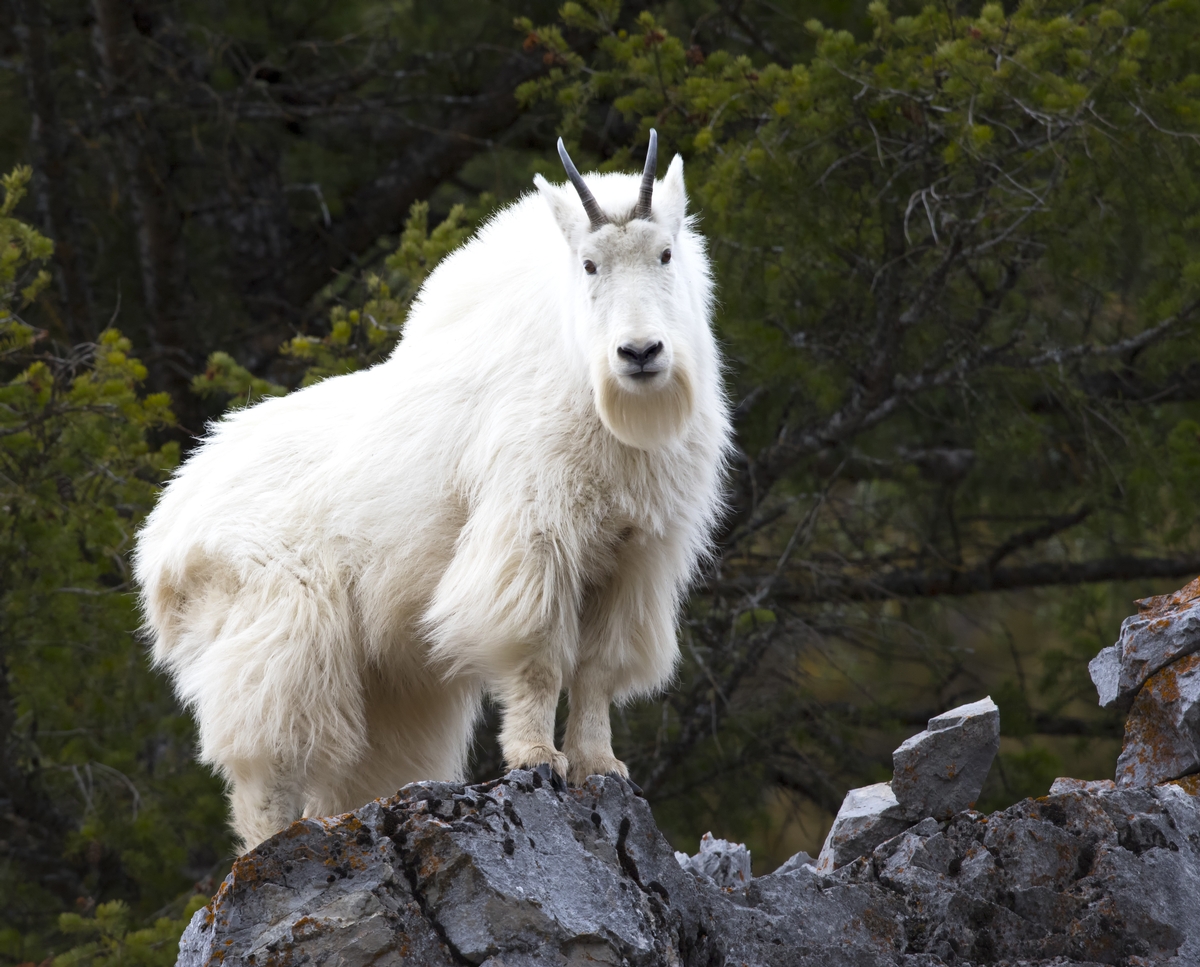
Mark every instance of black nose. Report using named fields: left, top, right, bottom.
left=617, top=341, right=664, bottom=367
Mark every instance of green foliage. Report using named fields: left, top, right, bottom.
left=281, top=201, right=477, bottom=383
left=979, top=743, right=1063, bottom=812
left=0, top=166, right=52, bottom=321
left=53, top=896, right=208, bottom=967
left=191, top=351, right=287, bottom=410
left=0, top=171, right=231, bottom=962
left=197, top=198, right=483, bottom=408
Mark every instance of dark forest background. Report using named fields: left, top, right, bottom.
left=2, top=0, right=1200, bottom=960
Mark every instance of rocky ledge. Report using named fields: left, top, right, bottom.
left=179, top=769, right=1198, bottom=967
left=178, top=582, right=1200, bottom=967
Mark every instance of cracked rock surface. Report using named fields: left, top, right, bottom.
left=674, top=831, right=752, bottom=889
left=179, top=770, right=1200, bottom=966
left=1116, top=652, right=1200, bottom=788
left=1090, top=576, right=1200, bottom=711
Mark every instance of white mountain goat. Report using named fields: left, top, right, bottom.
left=134, top=132, right=731, bottom=850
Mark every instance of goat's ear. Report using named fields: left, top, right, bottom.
left=654, top=155, right=688, bottom=237
left=534, top=174, right=585, bottom=249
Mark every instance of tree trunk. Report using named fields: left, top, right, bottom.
left=90, top=0, right=190, bottom=394
left=10, top=0, right=94, bottom=341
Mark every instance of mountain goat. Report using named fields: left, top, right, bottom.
left=134, top=132, right=731, bottom=851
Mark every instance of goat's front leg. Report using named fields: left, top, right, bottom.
left=495, top=652, right=568, bottom=783
left=563, top=665, right=627, bottom=786
left=563, top=530, right=687, bottom=790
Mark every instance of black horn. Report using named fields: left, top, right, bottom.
left=633, top=129, right=658, bottom=220
left=557, top=138, right=609, bottom=230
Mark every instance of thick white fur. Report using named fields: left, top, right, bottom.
left=134, top=155, right=731, bottom=851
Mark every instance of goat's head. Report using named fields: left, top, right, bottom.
left=534, top=131, right=699, bottom=451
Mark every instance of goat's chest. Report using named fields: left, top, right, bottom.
left=545, top=446, right=687, bottom=550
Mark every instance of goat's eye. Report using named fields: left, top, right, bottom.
left=583, top=259, right=597, bottom=275
left=660, top=248, right=672, bottom=264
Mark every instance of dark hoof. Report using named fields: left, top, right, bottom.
left=605, top=771, right=644, bottom=797
left=532, top=762, right=567, bottom=792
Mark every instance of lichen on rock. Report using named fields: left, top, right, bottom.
left=1090, top=576, right=1200, bottom=711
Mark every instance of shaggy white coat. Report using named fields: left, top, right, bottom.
left=133, top=155, right=731, bottom=850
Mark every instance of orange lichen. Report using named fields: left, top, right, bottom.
left=1135, top=576, right=1200, bottom=618
left=1166, top=773, right=1200, bottom=795
left=1117, top=653, right=1200, bottom=784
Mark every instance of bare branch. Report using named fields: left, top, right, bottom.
left=737, top=553, right=1200, bottom=604
left=1027, top=302, right=1199, bottom=367
left=985, top=505, right=1092, bottom=570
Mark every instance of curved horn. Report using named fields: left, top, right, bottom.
left=557, top=138, right=609, bottom=230
left=633, top=129, right=658, bottom=220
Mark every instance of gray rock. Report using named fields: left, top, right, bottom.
left=175, top=799, right=458, bottom=967
left=813, top=698, right=1002, bottom=873
left=1116, top=652, right=1200, bottom=787
left=1090, top=579, right=1200, bottom=710
left=179, top=772, right=713, bottom=967
left=891, top=695, right=1001, bottom=821
left=771, top=850, right=814, bottom=875
left=852, top=782, right=1200, bottom=966
left=815, top=781, right=912, bottom=872
left=674, top=831, right=752, bottom=889
left=713, top=781, right=1200, bottom=966
left=1049, top=776, right=1115, bottom=795
left=1089, top=643, right=1124, bottom=707
left=179, top=772, right=1200, bottom=967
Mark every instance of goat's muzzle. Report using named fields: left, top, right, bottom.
left=617, top=340, right=664, bottom=379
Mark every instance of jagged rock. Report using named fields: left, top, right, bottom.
left=1170, top=773, right=1200, bottom=794
left=1090, top=576, right=1200, bottom=710
left=891, top=696, right=1001, bottom=820
left=813, top=697, right=1001, bottom=873
left=174, top=798, right=459, bottom=967
left=674, top=831, right=752, bottom=889
left=771, top=850, right=814, bottom=875
left=1116, top=652, right=1200, bottom=788
left=180, top=771, right=712, bottom=967
left=1049, top=776, right=1116, bottom=795
left=179, top=771, right=1200, bottom=966
left=850, top=783, right=1200, bottom=967
left=814, top=781, right=911, bottom=872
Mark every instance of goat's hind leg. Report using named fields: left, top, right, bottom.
left=226, top=760, right=306, bottom=853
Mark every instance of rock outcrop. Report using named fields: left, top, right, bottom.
left=177, top=769, right=1200, bottom=966
left=674, top=831, right=752, bottom=890
left=816, top=696, right=1000, bottom=872
left=1115, top=653, right=1200, bottom=787
left=177, top=582, right=1200, bottom=967
left=1089, top=578, right=1200, bottom=791
left=813, top=780, right=911, bottom=872
left=891, top=696, right=1001, bottom=820
left=1090, top=576, right=1200, bottom=711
